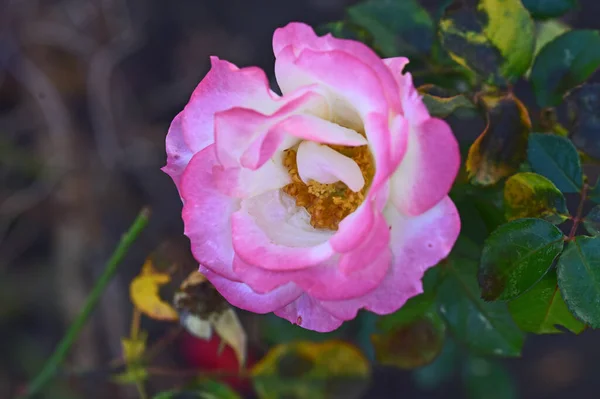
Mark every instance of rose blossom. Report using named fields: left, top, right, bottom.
left=163, top=22, right=460, bottom=332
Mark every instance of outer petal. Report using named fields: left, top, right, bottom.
left=180, top=145, right=240, bottom=281
left=273, top=22, right=402, bottom=113
left=383, top=58, right=428, bottom=125
left=274, top=294, right=344, bottom=332
left=275, top=46, right=389, bottom=120
left=200, top=266, right=302, bottom=314
left=391, top=118, right=460, bottom=216
left=319, top=197, right=460, bottom=320
left=162, top=112, right=193, bottom=195
left=181, top=57, right=279, bottom=153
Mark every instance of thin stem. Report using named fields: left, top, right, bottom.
left=17, top=207, right=151, bottom=399
left=568, top=184, right=589, bottom=240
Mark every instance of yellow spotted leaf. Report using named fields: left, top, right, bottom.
left=130, top=260, right=178, bottom=321
left=252, top=341, right=369, bottom=399
left=504, top=172, right=569, bottom=224
left=439, top=0, right=534, bottom=85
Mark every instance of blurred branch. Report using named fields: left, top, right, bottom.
left=16, top=207, right=151, bottom=399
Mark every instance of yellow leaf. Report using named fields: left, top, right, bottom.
left=121, top=334, right=146, bottom=363
left=252, top=341, right=369, bottom=399
left=130, top=260, right=178, bottom=321
left=115, top=333, right=148, bottom=385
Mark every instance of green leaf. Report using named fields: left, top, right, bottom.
left=532, top=20, right=571, bottom=66
left=583, top=205, right=600, bottom=235
left=436, top=258, right=525, bottom=357
left=527, top=133, right=583, bottom=193
left=439, top=0, right=535, bottom=84
left=463, top=357, right=517, bottom=399
left=377, top=293, right=435, bottom=332
left=252, top=341, right=369, bottom=399
left=347, top=0, right=434, bottom=57
left=522, top=0, right=578, bottom=19
left=466, top=94, right=531, bottom=186
left=479, top=218, right=564, bottom=301
left=557, top=236, right=600, bottom=327
left=152, top=380, right=242, bottom=399
left=317, top=21, right=365, bottom=41
left=503, top=172, right=569, bottom=223
left=421, top=93, right=476, bottom=118
left=508, top=269, right=585, bottom=334
left=531, top=30, right=600, bottom=107
left=567, top=83, right=600, bottom=158
left=372, top=311, right=445, bottom=370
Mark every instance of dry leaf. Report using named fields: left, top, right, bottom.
left=174, top=270, right=247, bottom=367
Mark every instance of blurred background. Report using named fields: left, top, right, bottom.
left=2, top=0, right=600, bottom=398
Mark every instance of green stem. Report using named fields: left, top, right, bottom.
left=17, top=207, right=151, bottom=399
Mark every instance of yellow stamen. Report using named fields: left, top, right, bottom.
left=282, top=143, right=375, bottom=230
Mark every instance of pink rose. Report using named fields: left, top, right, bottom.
left=163, top=22, right=460, bottom=332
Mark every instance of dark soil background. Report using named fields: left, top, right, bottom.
left=1, top=0, right=600, bottom=398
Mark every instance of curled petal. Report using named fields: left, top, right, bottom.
left=240, top=113, right=368, bottom=172
left=391, top=118, right=460, bottom=216
left=274, top=294, right=344, bottom=332
left=201, top=266, right=302, bottom=314
left=214, top=88, right=326, bottom=169
left=296, top=141, right=365, bottom=192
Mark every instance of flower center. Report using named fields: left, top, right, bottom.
left=282, top=143, right=375, bottom=230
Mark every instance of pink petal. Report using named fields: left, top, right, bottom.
left=273, top=22, right=402, bottom=113
left=214, top=88, right=326, bottom=169
left=384, top=58, right=429, bottom=125
left=181, top=57, right=278, bottom=153
left=391, top=118, right=460, bottom=216
left=296, top=141, right=365, bottom=192
left=230, top=193, right=336, bottom=271
left=180, top=145, right=240, bottom=281
left=213, top=151, right=291, bottom=199
left=319, top=196, right=460, bottom=320
left=162, top=112, right=193, bottom=195
left=275, top=46, right=389, bottom=119
left=240, top=111, right=369, bottom=173
left=200, top=266, right=302, bottom=314
left=274, top=294, right=344, bottom=332
left=231, top=207, right=392, bottom=301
